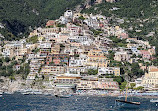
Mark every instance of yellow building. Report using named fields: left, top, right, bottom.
left=19, top=48, right=28, bottom=55
left=38, top=36, right=44, bottom=42
left=29, top=30, right=38, bottom=37
left=142, top=69, right=158, bottom=88
left=54, top=76, right=81, bottom=84
left=40, top=65, right=66, bottom=76
left=87, top=50, right=110, bottom=68
left=73, top=13, right=82, bottom=19
left=15, top=55, right=23, bottom=60
left=77, top=79, right=98, bottom=90
left=51, top=44, right=60, bottom=54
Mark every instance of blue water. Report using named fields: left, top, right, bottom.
left=0, top=93, right=157, bottom=111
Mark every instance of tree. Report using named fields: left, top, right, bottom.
left=129, top=83, right=136, bottom=89
left=108, top=50, right=114, bottom=60
left=79, top=16, right=85, bottom=20
left=87, top=69, right=98, bottom=75
left=113, top=76, right=124, bottom=85
left=130, top=63, right=144, bottom=78
left=134, top=86, right=144, bottom=90
left=5, top=57, right=10, bottom=62
left=74, top=54, right=79, bottom=57
left=120, top=81, right=127, bottom=90
left=27, top=36, right=38, bottom=43
left=0, top=61, right=3, bottom=66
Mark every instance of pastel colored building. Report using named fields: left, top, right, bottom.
left=77, top=79, right=98, bottom=90
left=117, top=33, right=128, bottom=39
left=40, top=65, right=66, bottom=75
left=46, top=20, right=56, bottom=27
left=69, top=42, right=81, bottom=47
left=87, top=50, right=110, bottom=68
left=77, top=77, right=119, bottom=90
left=46, top=54, right=69, bottom=65
left=54, top=75, right=81, bottom=84
left=51, top=44, right=60, bottom=54
left=40, top=48, right=51, bottom=56
left=69, top=55, right=87, bottom=67
left=148, top=48, right=155, bottom=55
left=56, top=33, right=70, bottom=43
left=114, top=51, right=131, bottom=61
left=140, top=50, right=151, bottom=59
left=142, top=68, right=158, bottom=88
left=98, top=81, right=119, bottom=90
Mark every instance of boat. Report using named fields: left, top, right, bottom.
left=55, top=94, right=71, bottom=98
left=4, top=92, right=13, bottom=94
left=0, top=92, right=3, bottom=97
left=115, top=83, right=141, bottom=108
left=150, top=99, right=158, bottom=103
left=115, top=99, right=140, bottom=108
left=32, top=90, right=43, bottom=95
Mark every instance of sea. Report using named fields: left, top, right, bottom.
left=0, top=93, right=157, bottom=111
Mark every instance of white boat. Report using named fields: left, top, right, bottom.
left=33, top=91, right=43, bottom=95
left=4, top=92, right=13, bottom=94
left=150, top=99, right=158, bottom=103
left=0, top=92, right=3, bottom=97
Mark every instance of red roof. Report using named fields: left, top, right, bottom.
left=150, top=69, right=158, bottom=72
left=140, top=50, right=150, bottom=55
left=46, top=20, right=55, bottom=27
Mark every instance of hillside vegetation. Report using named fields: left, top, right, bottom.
left=0, top=0, right=83, bottom=40
left=82, top=0, right=158, bottom=57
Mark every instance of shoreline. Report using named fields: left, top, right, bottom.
left=2, top=92, right=157, bottom=99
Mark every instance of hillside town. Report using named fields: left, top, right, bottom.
left=0, top=10, right=157, bottom=96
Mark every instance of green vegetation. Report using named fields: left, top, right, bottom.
left=27, top=36, right=38, bottom=43
left=82, top=0, right=155, bottom=19
left=87, top=69, right=98, bottom=75
left=129, top=83, right=136, bottom=89
left=130, top=63, right=144, bottom=78
left=78, top=16, right=85, bottom=20
left=56, top=23, right=66, bottom=27
left=0, top=79, right=4, bottom=82
left=0, top=56, right=30, bottom=79
left=82, top=0, right=158, bottom=63
left=19, top=63, right=30, bottom=79
left=109, top=36, right=127, bottom=47
left=109, top=60, right=122, bottom=67
left=107, top=50, right=115, bottom=60
left=74, top=54, right=79, bottom=57
left=0, top=0, right=84, bottom=40
left=5, top=57, right=10, bottom=62
left=32, top=48, right=40, bottom=53
left=120, top=81, right=127, bottom=90
left=91, top=29, right=103, bottom=36
left=113, top=76, right=124, bottom=85
left=134, top=86, right=144, bottom=90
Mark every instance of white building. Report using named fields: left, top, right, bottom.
left=64, top=10, right=73, bottom=19
left=98, top=67, right=120, bottom=76
left=69, top=54, right=88, bottom=67
left=38, top=42, right=52, bottom=49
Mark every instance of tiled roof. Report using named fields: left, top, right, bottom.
left=150, top=69, right=158, bottom=72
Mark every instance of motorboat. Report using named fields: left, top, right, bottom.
left=55, top=94, right=71, bottom=98
left=150, top=99, right=158, bottom=103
